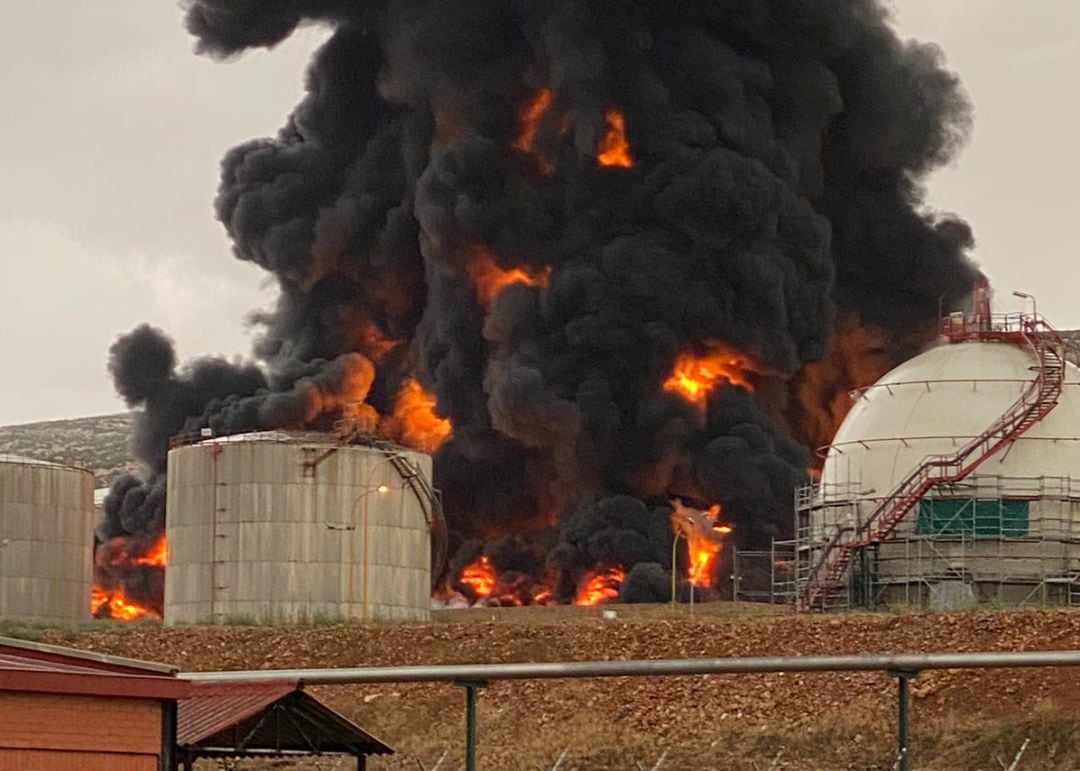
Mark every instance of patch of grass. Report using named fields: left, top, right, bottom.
left=0, top=618, right=119, bottom=643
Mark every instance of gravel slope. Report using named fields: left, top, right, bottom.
left=37, top=604, right=1080, bottom=770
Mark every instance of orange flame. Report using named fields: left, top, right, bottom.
left=459, top=555, right=496, bottom=599
left=392, top=377, right=452, bottom=453
left=575, top=565, right=626, bottom=606
left=91, top=588, right=160, bottom=621
left=134, top=534, right=168, bottom=567
left=663, top=343, right=756, bottom=406
left=672, top=500, right=732, bottom=589
left=465, top=249, right=551, bottom=307
left=596, top=107, right=633, bottom=168
left=513, top=88, right=555, bottom=174
left=92, top=534, right=167, bottom=621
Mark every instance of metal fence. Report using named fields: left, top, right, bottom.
left=185, top=649, right=1080, bottom=771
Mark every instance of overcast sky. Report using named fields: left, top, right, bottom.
left=1, top=2, right=1077, bottom=426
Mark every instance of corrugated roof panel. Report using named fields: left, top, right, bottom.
left=177, top=681, right=297, bottom=745
left=0, top=637, right=176, bottom=675
left=177, top=681, right=394, bottom=757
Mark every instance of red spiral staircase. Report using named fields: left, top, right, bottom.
left=798, top=310, right=1067, bottom=611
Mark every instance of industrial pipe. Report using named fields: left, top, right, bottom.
left=182, top=649, right=1080, bottom=685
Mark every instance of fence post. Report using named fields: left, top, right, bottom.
left=891, top=670, right=917, bottom=771
left=456, top=678, right=488, bottom=771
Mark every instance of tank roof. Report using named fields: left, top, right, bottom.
left=199, top=429, right=327, bottom=444
left=0, top=453, right=77, bottom=469
left=820, top=339, right=1080, bottom=498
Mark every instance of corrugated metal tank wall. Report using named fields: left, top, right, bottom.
left=0, top=458, right=94, bottom=622
left=164, top=435, right=432, bottom=624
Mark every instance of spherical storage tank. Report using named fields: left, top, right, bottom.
left=0, top=455, right=94, bottom=622
left=811, top=331, right=1080, bottom=607
left=164, top=432, right=435, bottom=624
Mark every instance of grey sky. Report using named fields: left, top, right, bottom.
left=0, top=2, right=1076, bottom=426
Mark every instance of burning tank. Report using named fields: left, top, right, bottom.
left=0, top=455, right=94, bottom=623
left=164, top=431, right=439, bottom=624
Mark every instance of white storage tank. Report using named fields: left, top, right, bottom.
left=0, top=455, right=94, bottom=622
left=800, top=321, right=1080, bottom=608
left=164, top=432, right=435, bottom=624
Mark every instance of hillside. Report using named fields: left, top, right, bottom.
left=0, top=413, right=135, bottom=486
left=33, top=604, right=1080, bottom=770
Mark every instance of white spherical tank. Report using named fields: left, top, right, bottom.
left=0, top=456, right=94, bottom=622
left=809, top=335, right=1080, bottom=608
left=164, top=432, right=434, bottom=624
left=821, top=340, right=1080, bottom=506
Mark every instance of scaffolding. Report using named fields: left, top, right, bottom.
left=777, top=474, right=1080, bottom=610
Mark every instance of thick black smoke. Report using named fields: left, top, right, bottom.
left=101, top=0, right=977, bottom=605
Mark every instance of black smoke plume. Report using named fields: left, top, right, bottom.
left=99, top=0, right=977, bottom=609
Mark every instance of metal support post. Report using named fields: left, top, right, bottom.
left=456, top=678, right=488, bottom=771
left=891, top=669, right=916, bottom=771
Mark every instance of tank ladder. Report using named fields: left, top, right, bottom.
left=799, top=315, right=1066, bottom=611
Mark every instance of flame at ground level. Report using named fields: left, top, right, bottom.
left=92, top=534, right=167, bottom=621
left=672, top=500, right=732, bottom=589
left=459, top=555, right=496, bottom=599
left=575, top=566, right=626, bottom=606
left=91, top=587, right=160, bottom=621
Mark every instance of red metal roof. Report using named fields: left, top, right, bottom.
left=0, top=636, right=191, bottom=700
left=177, top=680, right=298, bottom=744
left=177, top=680, right=393, bottom=758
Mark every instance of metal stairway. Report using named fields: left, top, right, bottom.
left=799, top=314, right=1066, bottom=611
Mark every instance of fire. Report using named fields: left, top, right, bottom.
left=663, top=343, right=756, bottom=406
left=513, top=88, right=555, bottom=174
left=671, top=500, right=732, bottom=589
left=575, top=566, right=626, bottom=606
left=392, top=377, right=452, bottom=453
left=134, top=534, right=168, bottom=566
left=596, top=107, right=633, bottom=168
left=459, top=555, right=496, bottom=599
left=91, top=588, right=159, bottom=621
left=91, top=534, right=167, bottom=621
left=465, top=249, right=551, bottom=307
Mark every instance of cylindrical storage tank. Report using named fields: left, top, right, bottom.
left=165, top=432, right=433, bottom=625
left=0, top=456, right=94, bottom=622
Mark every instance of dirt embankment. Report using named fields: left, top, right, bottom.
left=40, top=604, right=1080, bottom=770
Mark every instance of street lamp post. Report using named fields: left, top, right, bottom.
left=349, top=452, right=417, bottom=622
left=670, top=533, right=681, bottom=607
left=1012, top=290, right=1037, bottom=319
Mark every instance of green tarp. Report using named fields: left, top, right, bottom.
left=916, top=498, right=1029, bottom=537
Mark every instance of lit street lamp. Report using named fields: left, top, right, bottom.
left=349, top=452, right=418, bottom=622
